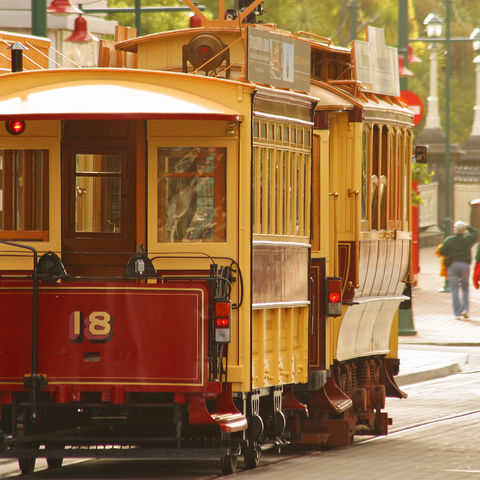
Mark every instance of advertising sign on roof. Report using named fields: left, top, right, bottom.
left=247, top=27, right=311, bottom=93
left=353, top=26, right=400, bottom=97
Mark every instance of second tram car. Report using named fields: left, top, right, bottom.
left=0, top=1, right=414, bottom=474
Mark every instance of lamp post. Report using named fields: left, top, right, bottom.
left=470, top=28, right=480, bottom=137
left=32, top=0, right=47, bottom=37
left=444, top=0, right=453, bottom=238
left=348, top=1, right=359, bottom=43
left=423, top=13, right=443, bottom=131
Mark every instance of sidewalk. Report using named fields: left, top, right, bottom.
left=397, top=245, right=480, bottom=385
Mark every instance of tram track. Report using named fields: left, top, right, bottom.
left=358, top=408, right=480, bottom=443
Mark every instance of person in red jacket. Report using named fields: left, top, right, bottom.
left=439, top=221, right=478, bottom=319
left=473, top=241, right=480, bottom=290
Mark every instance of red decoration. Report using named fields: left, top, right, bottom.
left=408, top=45, right=421, bottom=63
left=47, top=0, right=82, bottom=14
left=398, top=55, right=413, bottom=77
left=66, top=16, right=95, bottom=42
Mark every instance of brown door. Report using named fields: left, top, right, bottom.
left=62, top=120, right=138, bottom=277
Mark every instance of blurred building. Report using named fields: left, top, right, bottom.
left=0, top=0, right=117, bottom=67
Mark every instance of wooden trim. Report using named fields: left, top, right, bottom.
left=136, top=121, right=146, bottom=248
left=0, top=230, right=49, bottom=241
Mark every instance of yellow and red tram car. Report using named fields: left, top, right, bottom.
left=0, top=1, right=413, bottom=474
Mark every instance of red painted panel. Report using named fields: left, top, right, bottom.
left=309, top=260, right=326, bottom=370
left=0, top=282, right=209, bottom=388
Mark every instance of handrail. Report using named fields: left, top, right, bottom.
left=348, top=188, right=360, bottom=290
left=329, top=192, right=339, bottom=277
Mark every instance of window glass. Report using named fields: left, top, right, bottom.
left=0, top=149, right=49, bottom=239
left=361, top=129, right=368, bottom=221
left=75, top=154, right=122, bottom=233
left=157, top=147, right=226, bottom=242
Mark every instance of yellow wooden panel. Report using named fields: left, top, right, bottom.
left=0, top=32, right=50, bottom=71
left=0, top=122, right=62, bottom=270
left=252, top=306, right=308, bottom=389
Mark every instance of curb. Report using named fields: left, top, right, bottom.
left=396, top=363, right=462, bottom=386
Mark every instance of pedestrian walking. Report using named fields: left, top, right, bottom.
left=439, top=221, right=478, bottom=320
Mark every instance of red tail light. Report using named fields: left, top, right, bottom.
left=216, top=317, right=229, bottom=328
left=215, top=301, right=231, bottom=343
left=326, top=277, right=342, bottom=317
left=5, top=120, right=25, bottom=135
left=328, top=291, right=341, bottom=303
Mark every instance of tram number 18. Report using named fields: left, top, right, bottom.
left=69, top=311, right=113, bottom=343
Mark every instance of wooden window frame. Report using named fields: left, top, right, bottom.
left=0, top=149, right=49, bottom=241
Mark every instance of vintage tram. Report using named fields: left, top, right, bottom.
left=0, top=0, right=413, bottom=474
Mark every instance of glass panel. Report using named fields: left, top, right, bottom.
left=76, top=154, right=121, bottom=174
left=75, top=175, right=121, bottom=233
left=361, top=129, right=367, bottom=221
left=261, top=122, right=267, bottom=139
left=0, top=149, right=49, bottom=237
left=157, top=147, right=226, bottom=242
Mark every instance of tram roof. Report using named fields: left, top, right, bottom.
left=310, top=83, right=353, bottom=111
left=0, top=68, right=245, bottom=121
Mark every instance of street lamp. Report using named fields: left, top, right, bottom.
left=423, top=13, right=443, bottom=131
left=471, top=28, right=480, bottom=137
left=424, top=13, right=444, bottom=39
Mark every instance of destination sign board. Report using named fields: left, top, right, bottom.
left=247, top=27, right=311, bottom=93
left=353, top=26, right=400, bottom=97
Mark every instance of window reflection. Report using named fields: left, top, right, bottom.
left=157, top=147, right=226, bottom=242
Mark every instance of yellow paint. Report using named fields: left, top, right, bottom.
left=251, top=306, right=308, bottom=389
left=0, top=120, right=62, bottom=270
left=0, top=31, right=51, bottom=71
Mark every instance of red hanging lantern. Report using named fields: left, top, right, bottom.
left=408, top=45, right=421, bottom=64
left=398, top=55, right=413, bottom=77
left=47, top=0, right=82, bottom=14
left=66, top=16, right=95, bottom=42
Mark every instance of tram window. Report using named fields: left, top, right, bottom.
left=254, top=120, right=260, bottom=139
left=268, top=124, right=274, bottom=141
left=157, top=147, right=226, bottom=242
left=361, top=129, right=368, bottom=223
left=0, top=149, right=49, bottom=241
left=253, top=121, right=311, bottom=238
left=74, top=154, right=122, bottom=233
left=261, top=122, right=267, bottom=139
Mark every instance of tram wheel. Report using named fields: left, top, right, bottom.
left=18, top=456, right=36, bottom=475
left=46, top=444, right=64, bottom=469
left=47, top=457, right=63, bottom=469
left=220, top=454, right=237, bottom=475
left=243, top=444, right=260, bottom=469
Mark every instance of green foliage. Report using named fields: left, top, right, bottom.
left=106, top=0, right=198, bottom=35
left=412, top=162, right=434, bottom=205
